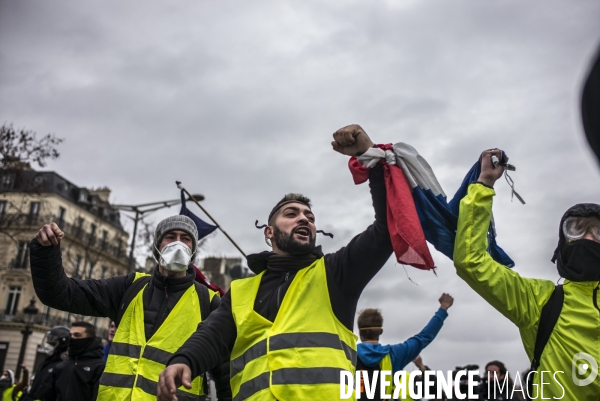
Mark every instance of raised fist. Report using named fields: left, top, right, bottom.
left=36, top=223, right=64, bottom=246
left=331, top=124, right=374, bottom=156
left=439, top=293, right=454, bottom=310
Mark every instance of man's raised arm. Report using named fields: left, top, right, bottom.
left=326, top=124, right=393, bottom=300
left=30, top=222, right=134, bottom=322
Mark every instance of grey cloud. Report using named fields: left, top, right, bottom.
left=2, top=0, right=600, bottom=373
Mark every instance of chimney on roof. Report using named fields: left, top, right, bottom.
left=89, top=187, right=111, bottom=202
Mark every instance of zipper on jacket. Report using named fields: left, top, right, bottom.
left=593, top=284, right=600, bottom=313
left=276, top=272, right=290, bottom=307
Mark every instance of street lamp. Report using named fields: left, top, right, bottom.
left=112, top=194, right=205, bottom=272
left=16, top=298, right=38, bottom=380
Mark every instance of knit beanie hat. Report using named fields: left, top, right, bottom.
left=153, top=215, right=198, bottom=260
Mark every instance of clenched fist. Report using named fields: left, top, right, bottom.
left=331, top=124, right=374, bottom=156
left=36, top=223, right=64, bottom=246
left=438, top=293, right=454, bottom=311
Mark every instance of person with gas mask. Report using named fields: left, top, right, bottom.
left=157, top=124, right=394, bottom=401
left=38, top=321, right=105, bottom=401
left=20, top=326, right=69, bottom=401
left=453, top=148, right=600, bottom=399
left=1, top=366, right=28, bottom=401
left=29, top=215, right=231, bottom=401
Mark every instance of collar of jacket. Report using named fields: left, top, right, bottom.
left=151, top=265, right=196, bottom=292
left=246, top=246, right=325, bottom=274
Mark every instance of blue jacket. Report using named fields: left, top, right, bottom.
left=357, top=308, right=448, bottom=375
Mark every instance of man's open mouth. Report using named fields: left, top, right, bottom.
left=294, top=227, right=310, bottom=239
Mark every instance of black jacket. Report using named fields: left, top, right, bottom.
left=29, top=246, right=231, bottom=400
left=21, top=350, right=67, bottom=401
left=169, top=164, right=393, bottom=377
left=40, top=337, right=105, bottom=401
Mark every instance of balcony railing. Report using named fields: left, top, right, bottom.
left=0, top=213, right=127, bottom=264
left=0, top=311, right=108, bottom=339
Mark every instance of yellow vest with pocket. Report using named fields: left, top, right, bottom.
left=229, top=257, right=358, bottom=401
left=98, top=272, right=217, bottom=401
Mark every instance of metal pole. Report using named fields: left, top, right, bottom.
left=128, top=210, right=140, bottom=272
left=176, top=182, right=246, bottom=258
left=16, top=325, right=31, bottom=381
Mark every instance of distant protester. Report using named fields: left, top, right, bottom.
left=454, top=148, right=600, bottom=398
left=356, top=293, right=453, bottom=400
left=40, top=321, right=105, bottom=400
left=20, top=326, right=69, bottom=401
left=1, top=366, right=28, bottom=401
left=479, top=360, right=518, bottom=401
left=102, top=320, right=116, bottom=361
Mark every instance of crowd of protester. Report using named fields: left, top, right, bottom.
left=2, top=104, right=598, bottom=400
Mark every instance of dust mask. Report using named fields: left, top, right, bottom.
left=156, top=241, right=193, bottom=272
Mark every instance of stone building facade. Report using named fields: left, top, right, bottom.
left=0, top=169, right=129, bottom=376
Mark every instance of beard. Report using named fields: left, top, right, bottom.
left=273, top=225, right=316, bottom=255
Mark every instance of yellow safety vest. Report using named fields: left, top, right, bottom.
left=2, top=386, right=13, bottom=401
left=98, top=272, right=217, bottom=401
left=229, top=257, right=358, bottom=401
left=380, top=354, right=395, bottom=399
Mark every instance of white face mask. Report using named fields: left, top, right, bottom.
left=157, top=241, right=193, bottom=272
left=43, top=343, right=56, bottom=355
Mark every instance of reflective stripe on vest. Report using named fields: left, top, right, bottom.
left=98, top=272, right=216, bottom=401
left=230, top=257, right=358, bottom=401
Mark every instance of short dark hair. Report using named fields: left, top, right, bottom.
left=268, top=193, right=312, bottom=225
left=71, top=321, right=96, bottom=338
left=357, top=308, right=383, bottom=340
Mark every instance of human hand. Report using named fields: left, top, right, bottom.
left=439, top=293, right=454, bottom=310
left=157, top=364, right=192, bottom=401
left=36, top=223, right=64, bottom=246
left=478, top=149, right=508, bottom=188
left=413, top=355, right=425, bottom=370
left=331, top=124, right=374, bottom=156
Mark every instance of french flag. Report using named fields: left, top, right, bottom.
left=349, top=143, right=514, bottom=270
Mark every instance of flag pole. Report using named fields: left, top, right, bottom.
left=176, top=181, right=247, bottom=258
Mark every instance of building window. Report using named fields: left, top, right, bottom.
left=72, top=255, right=82, bottom=278
left=89, top=223, right=97, bottom=246
left=86, top=261, right=95, bottom=279
left=76, top=217, right=84, bottom=236
left=116, top=238, right=123, bottom=257
left=101, top=230, right=108, bottom=250
left=28, top=201, right=40, bottom=224
left=14, top=241, right=29, bottom=269
left=57, top=207, right=66, bottom=226
left=4, top=286, right=21, bottom=315
left=0, top=174, right=15, bottom=190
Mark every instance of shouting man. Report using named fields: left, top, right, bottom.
left=158, top=124, right=394, bottom=401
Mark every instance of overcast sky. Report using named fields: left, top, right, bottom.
left=2, top=0, right=600, bottom=377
